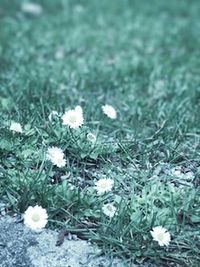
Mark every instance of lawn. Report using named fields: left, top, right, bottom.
left=0, top=0, right=200, bottom=266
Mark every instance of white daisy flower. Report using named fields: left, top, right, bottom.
left=24, top=205, right=48, bottom=231
left=46, top=147, right=66, bottom=168
left=87, top=133, right=96, bottom=144
left=171, top=167, right=194, bottom=180
left=95, top=178, right=114, bottom=195
left=62, top=106, right=84, bottom=129
left=102, top=203, right=117, bottom=218
left=21, top=2, right=43, bottom=16
left=102, top=104, right=117, bottom=119
left=150, top=226, right=171, bottom=247
left=171, top=167, right=182, bottom=177
left=10, top=122, right=23, bottom=133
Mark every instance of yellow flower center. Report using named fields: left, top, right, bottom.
left=69, top=114, right=77, bottom=123
left=101, top=182, right=108, bottom=188
left=157, top=232, right=164, bottom=241
left=107, top=205, right=113, bottom=212
left=32, top=213, right=40, bottom=222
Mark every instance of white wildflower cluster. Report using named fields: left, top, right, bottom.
left=60, top=104, right=117, bottom=129
left=9, top=103, right=172, bottom=249
left=9, top=105, right=117, bottom=170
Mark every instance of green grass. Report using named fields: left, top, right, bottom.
left=0, top=0, right=200, bottom=266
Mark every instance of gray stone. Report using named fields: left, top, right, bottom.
left=0, top=216, right=127, bottom=267
left=0, top=216, right=35, bottom=267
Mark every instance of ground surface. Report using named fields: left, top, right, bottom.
left=0, top=0, right=200, bottom=266
left=0, top=215, right=155, bottom=267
